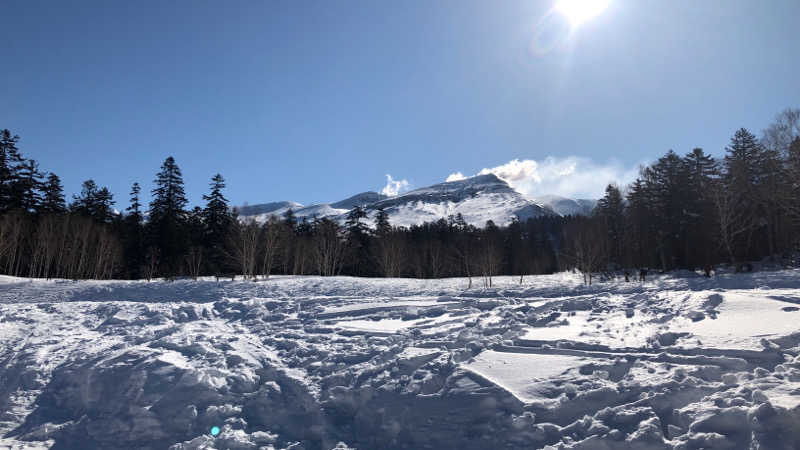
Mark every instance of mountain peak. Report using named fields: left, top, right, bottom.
left=330, top=191, right=388, bottom=210
left=236, top=174, right=601, bottom=228
left=236, top=201, right=302, bottom=217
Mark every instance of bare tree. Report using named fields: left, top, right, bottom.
left=779, top=137, right=800, bottom=226
left=312, top=219, right=345, bottom=276
left=563, top=219, right=605, bottom=285
left=375, top=229, right=406, bottom=277
left=762, top=108, right=800, bottom=156
left=228, top=219, right=260, bottom=280
left=710, top=181, right=751, bottom=265
left=451, top=229, right=476, bottom=289
left=143, top=247, right=160, bottom=281
left=477, top=229, right=502, bottom=288
left=427, top=240, right=445, bottom=278
left=0, top=211, right=28, bottom=276
left=260, top=216, right=281, bottom=279
left=64, top=216, right=92, bottom=279
left=185, top=246, right=203, bottom=280
left=29, top=215, right=60, bottom=278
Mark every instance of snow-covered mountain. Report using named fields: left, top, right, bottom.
left=236, top=192, right=388, bottom=224
left=235, top=201, right=302, bottom=218
left=330, top=191, right=388, bottom=210
left=361, top=174, right=551, bottom=227
left=238, top=175, right=596, bottom=227
left=534, top=194, right=596, bottom=217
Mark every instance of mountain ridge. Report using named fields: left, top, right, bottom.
left=238, top=174, right=595, bottom=227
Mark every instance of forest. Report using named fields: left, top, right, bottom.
left=1, top=108, right=799, bottom=284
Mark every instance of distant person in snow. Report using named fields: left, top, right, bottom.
left=624, top=270, right=630, bottom=282
left=639, top=268, right=647, bottom=282
left=704, top=264, right=712, bottom=278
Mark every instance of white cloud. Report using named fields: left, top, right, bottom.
left=478, top=159, right=542, bottom=184
left=465, top=157, right=641, bottom=199
left=445, top=172, right=466, bottom=182
left=380, top=174, right=410, bottom=197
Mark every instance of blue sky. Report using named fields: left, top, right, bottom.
left=2, top=0, right=798, bottom=207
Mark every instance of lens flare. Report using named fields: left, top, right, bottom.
left=554, top=0, right=610, bottom=27
left=529, top=11, right=571, bottom=57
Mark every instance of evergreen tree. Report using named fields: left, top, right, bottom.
left=344, top=205, right=370, bottom=275
left=149, top=157, right=188, bottom=219
left=71, top=180, right=114, bottom=222
left=123, top=182, right=145, bottom=278
left=148, top=156, right=189, bottom=276
left=0, top=129, right=22, bottom=212
left=71, top=180, right=99, bottom=217
left=682, top=148, right=718, bottom=267
left=784, top=137, right=800, bottom=224
left=126, top=182, right=143, bottom=221
left=374, top=208, right=391, bottom=236
left=454, top=212, right=468, bottom=231
left=595, top=183, right=625, bottom=267
left=625, top=177, right=657, bottom=268
left=94, top=187, right=115, bottom=223
left=722, top=128, right=763, bottom=260
left=282, top=208, right=297, bottom=230
left=645, top=150, right=691, bottom=269
left=345, top=205, right=369, bottom=236
left=10, top=158, right=44, bottom=213
left=41, top=173, right=66, bottom=214
left=202, top=174, right=233, bottom=273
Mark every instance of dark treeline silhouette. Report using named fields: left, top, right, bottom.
left=1, top=108, right=799, bottom=282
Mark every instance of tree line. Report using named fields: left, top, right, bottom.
left=1, top=108, right=798, bottom=282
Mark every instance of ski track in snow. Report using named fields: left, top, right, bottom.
left=1, top=271, right=800, bottom=449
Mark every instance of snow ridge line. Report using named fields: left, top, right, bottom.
left=495, top=343, right=782, bottom=369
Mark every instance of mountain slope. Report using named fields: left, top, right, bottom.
left=236, top=175, right=581, bottom=227
left=331, top=191, right=388, bottom=210
left=534, top=195, right=596, bottom=217
left=361, top=174, right=552, bottom=227
left=236, top=201, right=302, bottom=218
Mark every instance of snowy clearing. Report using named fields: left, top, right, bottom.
left=1, top=271, right=800, bottom=449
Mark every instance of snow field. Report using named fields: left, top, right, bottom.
left=1, top=270, right=800, bottom=449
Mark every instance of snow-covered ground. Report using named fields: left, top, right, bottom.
left=1, top=270, right=800, bottom=449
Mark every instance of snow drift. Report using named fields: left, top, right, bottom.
left=2, top=270, right=800, bottom=449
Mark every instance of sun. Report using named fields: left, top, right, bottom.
left=554, top=0, right=610, bottom=27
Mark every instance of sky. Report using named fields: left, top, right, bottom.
left=2, top=0, right=799, bottom=207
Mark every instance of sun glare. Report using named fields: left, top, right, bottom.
left=554, top=0, right=610, bottom=27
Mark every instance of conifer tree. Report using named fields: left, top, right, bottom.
left=41, top=173, right=66, bottom=214
left=625, top=177, right=656, bottom=268
left=123, top=182, right=145, bottom=278
left=72, top=180, right=114, bottom=222
left=202, top=174, right=233, bottom=273
left=71, top=180, right=99, bottom=217
left=783, top=137, right=800, bottom=224
left=94, top=187, right=115, bottom=223
left=344, top=205, right=370, bottom=275
left=0, top=129, right=22, bottom=212
left=148, top=156, right=188, bottom=276
left=595, top=183, right=625, bottom=267
left=722, top=128, right=763, bottom=260
left=682, top=148, right=718, bottom=267
left=374, top=208, right=391, bottom=236
left=345, top=205, right=369, bottom=236
left=282, top=208, right=297, bottom=230
left=10, top=159, right=43, bottom=213
left=126, top=182, right=143, bottom=221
